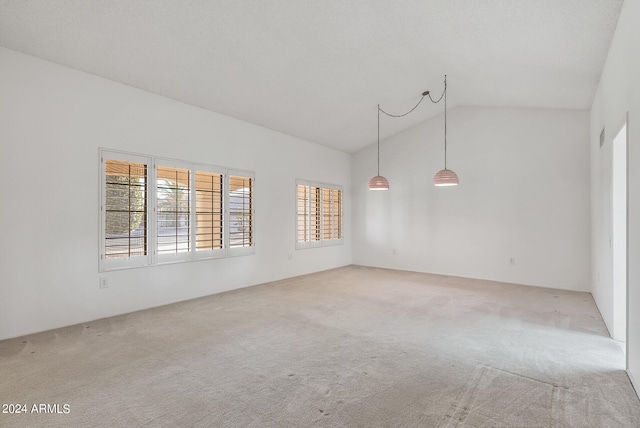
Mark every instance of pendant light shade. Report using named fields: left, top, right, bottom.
left=433, top=169, right=459, bottom=186
left=369, top=103, right=389, bottom=190
left=369, top=175, right=390, bottom=190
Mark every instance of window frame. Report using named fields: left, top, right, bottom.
left=99, top=149, right=255, bottom=272
left=295, top=179, right=343, bottom=250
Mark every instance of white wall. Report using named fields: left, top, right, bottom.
left=0, top=47, right=351, bottom=340
left=590, top=0, right=640, bottom=388
left=612, top=125, right=627, bottom=342
left=352, top=106, right=590, bottom=291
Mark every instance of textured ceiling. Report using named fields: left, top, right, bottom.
left=0, top=0, right=623, bottom=153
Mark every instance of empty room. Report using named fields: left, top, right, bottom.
left=1, top=1, right=640, bottom=426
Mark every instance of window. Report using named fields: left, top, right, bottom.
left=101, top=152, right=151, bottom=270
left=157, top=165, right=191, bottom=257
left=195, top=170, right=223, bottom=252
left=228, top=172, right=255, bottom=256
left=297, top=184, right=320, bottom=243
left=296, top=180, right=343, bottom=249
left=328, top=187, right=343, bottom=239
left=100, top=149, right=254, bottom=271
left=297, top=185, right=309, bottom=242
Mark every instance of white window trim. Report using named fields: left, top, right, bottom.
left=295, top=179, right=343, bottom=250
left=99, top=149, right=255, bottom=272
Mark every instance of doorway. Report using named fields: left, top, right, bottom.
left=612, top=121, right=627, bottom=348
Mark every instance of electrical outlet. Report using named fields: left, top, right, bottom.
left=287, top=253, right=293, bottom=260
left=99, top=277, right=108, bottom=289
left=392, top=249, right=397, bottom=255
left=509, top=257, right=515, bottom=265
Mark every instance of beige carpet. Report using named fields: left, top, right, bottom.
left=1, top=265, right=638, bottom=427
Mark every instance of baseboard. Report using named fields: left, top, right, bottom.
left=589, top=292, right=614, bottom=338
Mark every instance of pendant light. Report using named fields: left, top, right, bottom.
left=368, top=104, right=390, bottom=190
left=433, top=75, right=459, bottom=186
left=370, top=75, right=459, bottom=189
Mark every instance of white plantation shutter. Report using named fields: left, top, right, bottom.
left=195, top=169, right=224, bottom=254
left=297, top=184, right=308, bottom=242
left=228, top=171, right=255, bottom=256
left=156, top=165, right=191, bottom=256
left=310, top=185, right=321, bottom=242
left=333, top=188, right=343, bottom=239
left=323, top=188, right=332, bottom=240
left=101, top=151, right=152, bottom=271
left=100, top=149, right=256, bottom=271
left=296, top=180, right=343, bottom=249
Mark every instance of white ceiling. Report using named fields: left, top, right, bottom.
left=0, top=0, right=623, bottom=153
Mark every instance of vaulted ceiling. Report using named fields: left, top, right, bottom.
left=0, top=0, right=623, bottom=153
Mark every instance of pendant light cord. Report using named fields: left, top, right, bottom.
left=376, top=74, right=448, bottom=168
left=377, top=104, right=381, bottom=175
left=378, top=96, right=426, bottom=118
left=425, top=75, right=448, bottom=169
left=378, top=76, right=447, bottom=116
left=444, top=75, right=447, bottom=169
